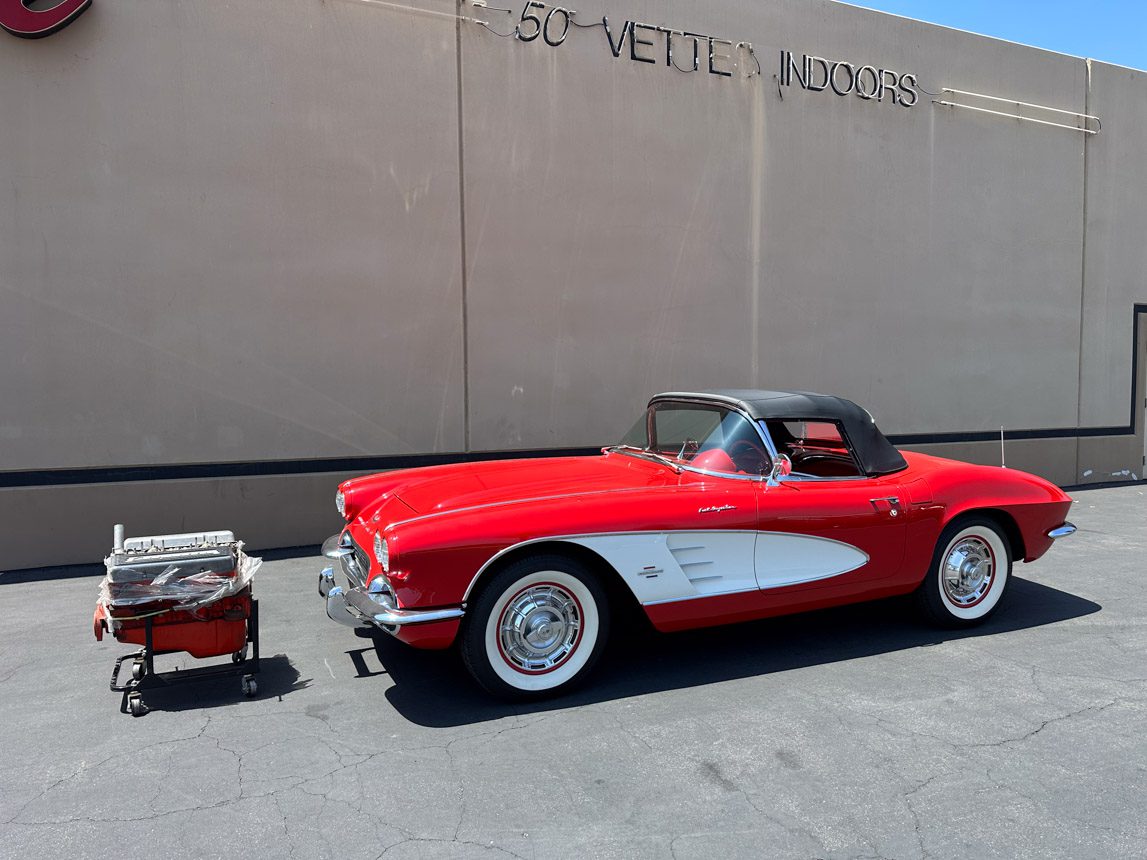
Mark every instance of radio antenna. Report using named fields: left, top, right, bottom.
left=1000, top=426, right=1007, bottom=468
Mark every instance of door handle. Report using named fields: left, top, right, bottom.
left=870, top=497, right=901, bottom=517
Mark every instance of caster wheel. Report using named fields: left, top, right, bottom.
left=241, top=676, right=258, bottom=698
left=128, top=694, right=148, bottom=717
left=131, top=660, right=146, bottom=681
left=232, top=646, right=248, bottom=664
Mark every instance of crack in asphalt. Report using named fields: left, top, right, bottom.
left=687, top=756, right=831, bottom=854
left=964, top=700, right=1119, bottom=750
left=609, top=711, right=653, bottom=752
left=6, top=706, right=566, bottom=853
left=4, top=677, right=1137, bottom=860
left=2, top=713, right=217, bottom=827
left=900, top=771, right=947, bottom=860
left=819, top=690, right=1128, bottom=755
left=374, top=835, right=529, bottom=859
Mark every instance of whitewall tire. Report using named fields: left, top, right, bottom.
left=916, top=517, right=1012, bottom=627
left=460, top=555, right=609, bottom=699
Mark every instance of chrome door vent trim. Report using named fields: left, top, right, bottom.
left=668, top=537, right=724, bottom=586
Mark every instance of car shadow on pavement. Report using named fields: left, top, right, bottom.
left=371, top=577, right=1101, bottom=728
left=121, top=653, right=309, bottom=714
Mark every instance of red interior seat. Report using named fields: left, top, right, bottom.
left=691, top=448, right=738, bottom=473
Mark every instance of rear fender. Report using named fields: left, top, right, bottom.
left=932, top=470, right=1071, bottom=564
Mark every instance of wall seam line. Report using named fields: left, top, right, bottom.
left=1074, top=58, right=1092, bottom=481
left=455, top=1, right=471, bottom=451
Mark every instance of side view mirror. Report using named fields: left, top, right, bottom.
left=769, top=453, right=792, bottom=481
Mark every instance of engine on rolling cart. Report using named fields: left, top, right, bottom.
left=93, top=524, right=262, bottom=717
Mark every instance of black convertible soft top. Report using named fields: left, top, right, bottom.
left=650, top=389, right=908, bottom=477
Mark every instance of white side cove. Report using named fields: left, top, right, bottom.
left=563, top=531, right=869, bottom=606
left=753, top=533, right=869, bottom=590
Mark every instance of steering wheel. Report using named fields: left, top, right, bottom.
left=727, top=438, right=770, bottom=474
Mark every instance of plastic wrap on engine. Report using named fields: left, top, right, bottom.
left=99, top=545, right=261, bottom=613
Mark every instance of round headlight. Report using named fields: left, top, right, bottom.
left=373, top=532, right=389, bottom=571
left=335, top=490, right=346, bottom=518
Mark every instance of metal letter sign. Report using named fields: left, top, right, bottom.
left=0, top=0, right=91, bottom=39
left=485, top=3, right=923, bottom=107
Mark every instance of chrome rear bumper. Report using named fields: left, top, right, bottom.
left=1047, top=522, right=1077, bottom=539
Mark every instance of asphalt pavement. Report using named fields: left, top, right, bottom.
left=0, top=484, right=1144, bottom=859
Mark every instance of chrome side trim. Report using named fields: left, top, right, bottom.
left=1047, top=522, right=1077, bottom=539
left=643, top=585, right=760, bottom=607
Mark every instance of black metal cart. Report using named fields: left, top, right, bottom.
left=109, top=597, right=261, bottom=717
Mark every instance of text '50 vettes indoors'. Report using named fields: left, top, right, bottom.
left=318, top=390, right=1075, bottom=699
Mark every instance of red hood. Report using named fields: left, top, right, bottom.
left=346, top=453, right=674, bottom=520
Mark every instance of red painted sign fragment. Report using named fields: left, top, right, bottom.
left=0, top=0, right=91, bottom=39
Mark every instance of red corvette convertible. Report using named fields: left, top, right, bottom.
left=319, top=390, right=1075, bottom=698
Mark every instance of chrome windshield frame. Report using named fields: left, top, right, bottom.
left=608, top=398, right=780, bottom=483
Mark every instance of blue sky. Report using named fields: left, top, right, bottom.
left=844, top=1, right=1147, bottom=70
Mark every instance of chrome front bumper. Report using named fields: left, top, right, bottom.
left=1047, top=522, right=1077, bottom=539
left=319, top=566, right=365, bottom=628
left=319, top=533, right=464, bottom=631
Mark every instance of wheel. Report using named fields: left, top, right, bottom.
left=232, top=646, right=248, bottom=664
left=460, top=555, right=610, bottom=700
left=915, top=516, right=1012, bottom=628
left=241, top=676, right=258, bottom=697
left=128, top=693, right=148, bottom=717
left=131, top=659, right=146, bottom=681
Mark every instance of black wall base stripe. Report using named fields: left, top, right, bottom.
left=889, top=425, right=1129, bottom=446
left=0, top=448, right=606, bottom=488
left=3, top=304, right=1143, bottom=490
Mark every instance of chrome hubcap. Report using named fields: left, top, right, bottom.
left=499, top=583, right=581, bottom=672
left=942, top=536, right=994, bottom=606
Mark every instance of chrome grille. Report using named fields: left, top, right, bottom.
left=339, top=537, right=370, bottom=588
left=354, top=545, right=371, bottom=582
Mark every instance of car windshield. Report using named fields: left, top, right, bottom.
left=615, top=403, right=772, bottom=476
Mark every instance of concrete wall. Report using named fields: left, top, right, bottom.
left=1, top=0, right=465, bottom=470
left=1075, top=59, right=1147, bottom=485
left=2, top=0, right=1144, bottom=568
